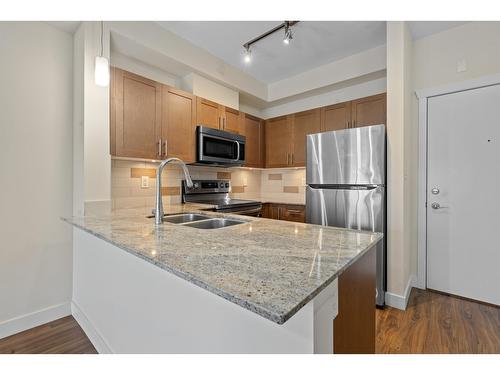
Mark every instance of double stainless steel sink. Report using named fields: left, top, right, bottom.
left=157, top=213, right=247, bottom=229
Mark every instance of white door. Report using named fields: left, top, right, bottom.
left=427, top=84, right=500, bottom=306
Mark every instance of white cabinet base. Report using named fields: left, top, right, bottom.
left=72, top=228, right=338, bottom=354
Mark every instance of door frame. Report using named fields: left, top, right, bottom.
left=415, top=73, right=500, bottom=289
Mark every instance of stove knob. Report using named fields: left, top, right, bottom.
left=193, top=182, right=199, bottom=189
left=225, top=183, right=230, bottom=188
left=219, top=182, right=224, bottom=188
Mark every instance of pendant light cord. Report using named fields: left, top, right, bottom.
left=100, top=21, right=104, bottom=57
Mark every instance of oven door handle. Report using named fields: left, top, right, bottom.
left=229, top=206, right=262, bottom=216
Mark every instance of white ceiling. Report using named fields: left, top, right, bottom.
left=46, top=21, right=81, bottom=34
left=408, top=21, right=468, bottom=39
left=157, top=21, right=387, bottom=84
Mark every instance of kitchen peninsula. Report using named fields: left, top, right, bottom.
left=64, top=203, right=382, bottom=354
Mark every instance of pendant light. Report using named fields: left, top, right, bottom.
left=94, top=21, right=110, bottom=87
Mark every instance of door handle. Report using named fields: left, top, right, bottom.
left=431, top=202, right=449, bottom=210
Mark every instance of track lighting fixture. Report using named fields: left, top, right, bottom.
left=242, top=21, right=299, bottom=64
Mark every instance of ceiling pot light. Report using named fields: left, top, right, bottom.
left=94, top=21, right=109, bottom=87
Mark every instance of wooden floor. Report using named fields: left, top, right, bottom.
left=376, top=288, right=500, bottom=354
left=0, top=316, right=96, bottom=354
left=1, top=289, right=498, bottom=354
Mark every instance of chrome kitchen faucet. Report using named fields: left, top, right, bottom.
left=155, top=158, right=193, bottom=225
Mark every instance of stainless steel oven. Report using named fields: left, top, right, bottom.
left=196, top=126, right=245, bottom=166
left=182, top=179, right=262, bottom=217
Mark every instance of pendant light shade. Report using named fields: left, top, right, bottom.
left=94, top=21, right=109, bottom=87
left=95, top=56, right=110, bottom=87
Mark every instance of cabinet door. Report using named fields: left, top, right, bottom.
left=162, top=86, right=196, bottom=163
left=281, top=205, right=306, bottom=223
left=351, top=93, right=386, bottom=128
left=111, top=68, right=162, bottom=159
left=263, top=204, right=281, bottom=220
left=265, top=116, right=292, bottom=168
left=321, top=102, right=351, bottom=132
left=223, top=107, right=242, bottom=134
left=292, top=109, right=321, bottom=167
left=243, top=114, right=263, bottom=168
left=196, top=97, right=222, bottom=130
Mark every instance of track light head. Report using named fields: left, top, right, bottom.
left=283, top=24, right=293, bottom=45
left=243, top=46, right=251, bottom=64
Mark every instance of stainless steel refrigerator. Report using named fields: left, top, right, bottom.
left=306, top=124, right=386, bottom=306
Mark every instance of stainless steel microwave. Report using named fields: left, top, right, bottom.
left=196, top=126, right=245, bottom=166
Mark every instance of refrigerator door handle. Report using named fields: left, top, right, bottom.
left=308, top=184, right=381, bottom=190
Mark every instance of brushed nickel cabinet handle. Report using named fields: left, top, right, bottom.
left=291, top=153, right=294, bottom=165
left=158, top=138, right=162, bottom=156
left=163, top=139, right=168, bottom=156
left=287, top=209, right=303, bottom=214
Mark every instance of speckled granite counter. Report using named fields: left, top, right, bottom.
left=64, top=203, right=382, bottom=325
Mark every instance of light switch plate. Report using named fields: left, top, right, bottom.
left=457, top=59, right=467, bottom=72
left=141, top=176, right=149, bottom=188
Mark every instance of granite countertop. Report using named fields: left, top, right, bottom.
left=64, top=203, right=382, bottom=324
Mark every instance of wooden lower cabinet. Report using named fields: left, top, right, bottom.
left=334, top=245, right=376, bottom=354
left=261, top=203, right=305, bottom=223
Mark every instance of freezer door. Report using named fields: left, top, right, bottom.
left=306, top=124, right=385, bottom=185
left=306, top=185, right=386, bottom=305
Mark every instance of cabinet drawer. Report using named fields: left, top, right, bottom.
left=281, top=206, right=306, bottom=223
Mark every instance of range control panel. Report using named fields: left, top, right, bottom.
left=183, top=179, right=231, bottom=195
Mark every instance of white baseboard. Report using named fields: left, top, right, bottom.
left=385, top=275, right=416, bottom=310
left=71, top=301, right=112, bottom=354
left=0, top=302, right=71, bottom=339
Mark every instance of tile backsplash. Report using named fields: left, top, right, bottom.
left=111, top=159, right=305, bottom=209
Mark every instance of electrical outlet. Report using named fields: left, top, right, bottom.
left=457, top=59, right=467, bottom=72
left=141, top=176, right=149, bottom=188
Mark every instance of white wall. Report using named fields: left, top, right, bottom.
left=261, top=76, right=386, bottom=119
left=385, top=22, right=414, bottom=307
left=0, top=22, right=73, bottom=336
left=267, top=45, right=387, bottom=101
left=111, top=51, right=180, bottom=87
left=181, top=73, right=239, bottom=109
left=413, top=22, right=500, bottom=91
left=83, top=22, right=111, bottom=204
left=411, top=21, right=500, bottom=278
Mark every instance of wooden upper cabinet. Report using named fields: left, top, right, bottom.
left=265, top=116, right=292, bottom=168
left=321, top=102, right=351, bottom=132
left=111, top=67, right=162, bottom=159
left=351, top=93, right=386, bottom=128
left=243, top=114, right=263, bottom=168
left=162, top=86, right=196, bottom=163
left=196, top=97, right=223, bottom=130
left=292, top=109, right=321, bottom=167
left=223, top=107, right=242, bottom=134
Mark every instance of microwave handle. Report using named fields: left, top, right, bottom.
left=234, top=141, right=240, bottom=162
